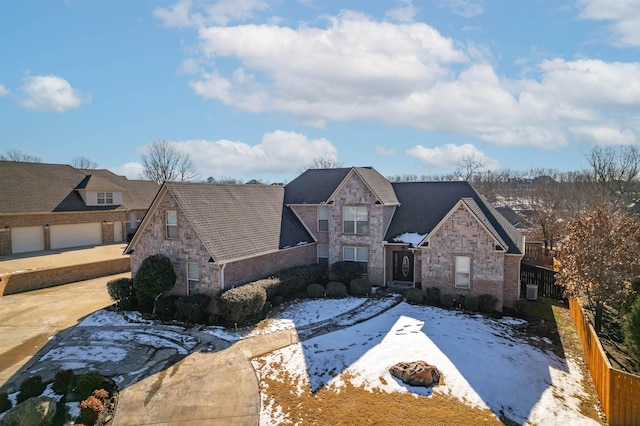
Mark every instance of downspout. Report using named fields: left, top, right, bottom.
left=220, top=263, right=226, bottom=291
left=382, top=242, right=387, bottom=287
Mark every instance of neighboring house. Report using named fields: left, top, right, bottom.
left=126, top=167, right=524, bottom=311
left=0, top=161, right=158, bottom=256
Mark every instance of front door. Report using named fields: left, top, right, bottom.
left=392, top=251, right=414, bottom=282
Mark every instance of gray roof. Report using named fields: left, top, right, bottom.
left=0, top=160, right=158, bottom=214
left=386, top=181, right=522, bottom=254
left=165, top=182, right=311, bottom=263
left=285, top=167, right=399, bottom=205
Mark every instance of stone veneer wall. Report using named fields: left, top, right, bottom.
left=421, top=204, right=506, bottom=310
left=503, top=254, right=522, bottom=309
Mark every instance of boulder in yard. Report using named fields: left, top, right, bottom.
left=389, top=360, right=442, bottom=388
left=0, top=396, right=57, bottom=426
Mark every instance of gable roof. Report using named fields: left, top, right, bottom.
left=386, top=181, right=523, bottom=255
left=0, top=160, right=158, bottom=214
left=159, top=182, right=312, bottom=263
left=284, top=167, right=399, bottom=205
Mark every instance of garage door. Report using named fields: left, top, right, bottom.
left=50, top=223, right=102, bottom=249
left=11, top=226, right=45, bottom=253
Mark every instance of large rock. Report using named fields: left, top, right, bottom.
left=389, top=361, right=442, bottom=388
left=0, top=396, right=57, bottom=426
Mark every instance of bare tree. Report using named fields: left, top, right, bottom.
left=585, top=145, right=640, bottom=209
left=72, top=156, right=98, bottom=169
left=556, top=207, right=640, bottom=333
left=455, top=153, right=486, bottom=181
left=141, top=140, right=199, bottom=184
left=0, top=149, right=41, bottom=162
left=305, top=156, right=343, bottom=170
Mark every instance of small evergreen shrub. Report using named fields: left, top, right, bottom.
left=440, top=294, right=456, bottom=309
left=134, top=290, right=154, bottom=313
left=106, top=277, right=134, bottom=309
left=326, top=281, right=347, bottom=298
left=271, top=295, right=284, bottom=306
left=17, top=375, right=46, bottom=403
left=331, top=261, right=363, bottom=285
left=624, top=295, right=640, bottom=357
left=133, top=254, right=177, bottom=313
left=424, top=287, right=441, bottom=306
left=464, top=295, right=479, bottom=312
left=0, top=391, right=11, bottom=413
left=76, top=372, right=106, bottom=400
left=349, top=278, right=372, bottom=297
left=478, top=294, right=498, bottom=313
left=175, top=294, right=210, bottom=323
left=406, top=288, right=424, bottom=305
left=78, top=395, right=104, bottom=426
left=307, top=283, right=326, bottom=298
left=278, top=265, right=326, bottom=297
left=53, top=369, right=76, bottom=395
left=218, top=285, right=267, bottom=325
left=155, top=295, right=179, bottom=320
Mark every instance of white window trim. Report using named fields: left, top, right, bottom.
left=187, top=262, right=199, bottom=295
left=166, top=210, right=178, bottom=239
left=318, top=206, right=329, bottom=232
left=343, top=206, right=368, bottom=235
left=97, top=192, right=113, bottom=205
left=455, top=255, right=471, bottom=289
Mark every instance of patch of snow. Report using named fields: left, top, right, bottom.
left=42, top=345, right=128, bottom=363
left=391, top=232, right=426, bottom=246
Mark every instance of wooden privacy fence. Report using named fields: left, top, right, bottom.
left=569, top=298, right=640, bottom=426
left=520, top=263, right=564, bottom=299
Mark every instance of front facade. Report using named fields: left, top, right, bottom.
left=0, top=161, right=158, bottom=256
left=127, top=167, right=524, bottom=311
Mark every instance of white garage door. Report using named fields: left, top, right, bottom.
left=50, top=223, right=102, bottom=249
left=11, top=226, right=45, bottom=253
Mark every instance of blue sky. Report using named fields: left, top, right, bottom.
left=1, top=0, right=639, bottom=183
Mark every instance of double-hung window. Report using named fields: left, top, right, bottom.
left=166, top=211, right=178, bottom=239
left=187, top=262, right=199, bottom=295
left=97, top=192, right=113, bottom=205
left=344, top=246, right=368, bottom=274
left=317, top=206, right=329, bottom=232
left=317, top=244, right=329, bottom=268
left=343, top=206, right=368, bottom=234
left=455, top=256, right=471, bottom=289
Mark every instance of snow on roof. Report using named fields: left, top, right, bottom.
left=391, top=232, right=427, bottom=247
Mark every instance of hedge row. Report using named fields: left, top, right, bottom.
left=407, top=287, right=498, bottom=314
left=306, top=278, right=373, bottom=299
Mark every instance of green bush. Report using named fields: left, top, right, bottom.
left=624, top=295, right=640, bottom=357
left=478, top=294, right=498, bottom=313
left=175, top=294, right=210, bottom=323
left=278, top=265, right=326, bottom=297
left=440, top=294, right=456, bottom=309
left=76, top=372, right=106, bottom=400
left=17, top=375, right=46, bottom=403
left=155, top=295, right=179, bottom=320
left=349, top=278, right=372, bottom=297
left=307, top=283, right=326, bottom=298
left=218, top=285, right=267, bottom=325
left=464, top=295, right=479, bottom=312
left=134, top=289, right=154, bottom=313
left=271, top=295, right=284, bottom=306
left=424, top=287, right=441, bottom=306
left=133, top=254, right=177, bottom=312
left=326, top=281, right=347, bottom=298
left=106, top=277, right=134, bottom=309
left=331, top=261, right=363, bottom=285
left=53, top=369, right=76, bottom=395
left=406, top=288, right=424, bottom=304
left=0, top=391, right=11, bottom=413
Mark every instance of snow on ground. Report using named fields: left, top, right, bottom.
left=253, top=302, right=599, bottom=425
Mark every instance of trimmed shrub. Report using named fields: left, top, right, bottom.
left=17, top=375, right=46, bottom=403
left=218, top=285, right=267, bottom=325
left=271, top=295, right=284, bottom=306
left=78, top=395, right=104, bottom=426
left=106, top=277, right=134, bottom=309
left=155, top=295, right=179, bottom=321
left=307, top=283, right=326, bottom=298
left=349, top=278, right=372, bottom=297
left=478, top=294, right=498, bottom=313
left=76, top=372, right=106, bottom=400
left=440, top=294, right=456, bottom=309
left=624, top=295, right=640, bottom=357
left=0, top=391, right=11, bottom=413
left=53, top=369, right=76, bottom=395
left=464, top=295, right=479, bottom=312
left=254, top=277, right=282, bottom=300
left=424, top=287, right=441, bottom=306
left=326, top=281, right=347, bottom=298
left=133, top=254, right=177, bottom=313
left=175, top=294, right=210, bottom=323
left=406, top=288, right=424, bottom=305
left=278, top=265, right=326, bottom=297
left=331, top=261, right=363, bottom=285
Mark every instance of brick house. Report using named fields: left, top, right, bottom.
left=126, top=167, right=524, bottom=311
left=0, top=161, right=158, bottom=256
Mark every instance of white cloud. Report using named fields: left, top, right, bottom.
left=110, top=162, right=145, bottom=180
left=578, top=0, right=640, bottom=47
left=407, top=143, right=499, bottom=170
left=438, top=0, right=484, bottom=18
left=386, top=0, right=419, bottom=23
left=19, top=75, right=87, bottom=112
left=154, top=0, right=269, bottom=27
left=0, top=84, right=10, bottom=97
left=163, top=130, right=338, bottom=178
left=375, top=146, right=396, bottom=156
